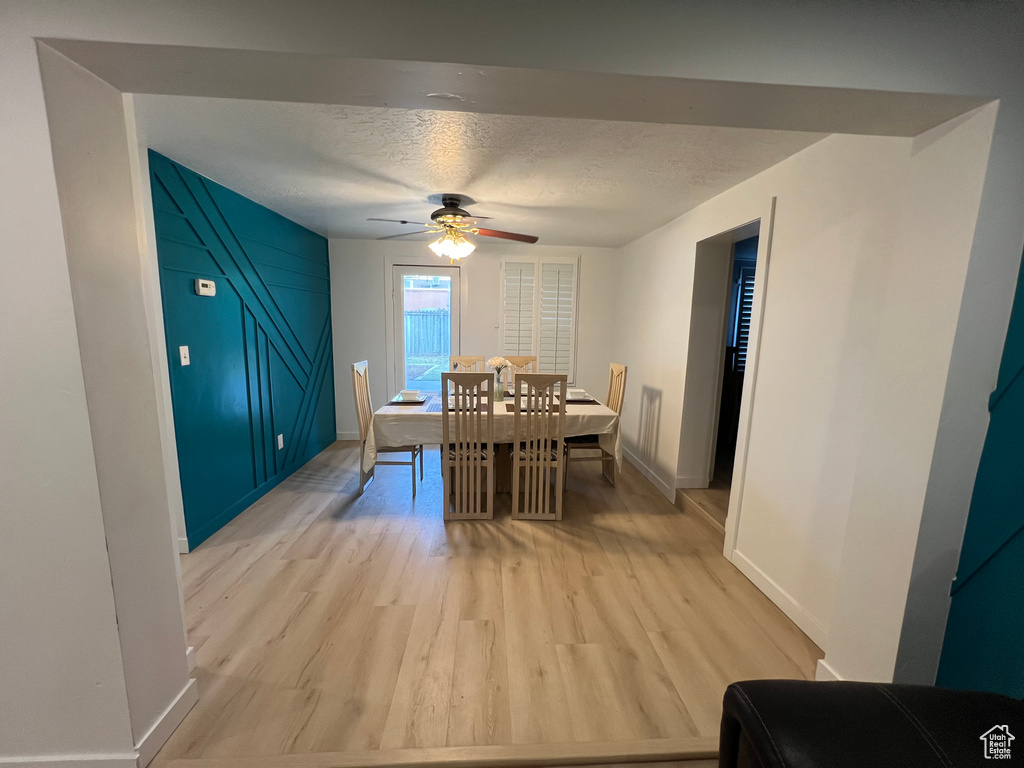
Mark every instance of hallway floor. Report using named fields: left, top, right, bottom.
left=154, top=443, right=820, bottom=767
left=677, top=464, right=732, bottom=531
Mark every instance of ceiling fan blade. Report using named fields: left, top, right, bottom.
left=473, top=228, right=539, bottom=244
left=377, top=230, right=433, bottom=240
left=367, top=218, right=425, bottom=226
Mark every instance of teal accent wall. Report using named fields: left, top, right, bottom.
left=938, top=246, right=1024, bottom=696
left=150, top=151, right=335, bottom=548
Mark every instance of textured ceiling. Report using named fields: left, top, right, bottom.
left=135, top=95, right=825, bottom=246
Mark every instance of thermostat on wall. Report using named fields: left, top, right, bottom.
left=194, top=278, right=216, bottom=297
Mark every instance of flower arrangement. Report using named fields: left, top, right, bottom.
left=487, top=356, right=510, bottom=375
left=487, top=357, right=510, bottom=400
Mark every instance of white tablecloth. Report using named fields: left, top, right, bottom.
left=361, top=397, right=621, bottom=473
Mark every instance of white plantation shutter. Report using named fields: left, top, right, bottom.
left=502, top=261, right=535, bottom=355
left=500, top=256, right=580, bottom=383
left=735, top=267, right=755, bottom=372
left=538, top=261, right=577, bottom=375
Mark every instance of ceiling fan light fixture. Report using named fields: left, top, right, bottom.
left=429, top=227, right=476, bottom=261
left=372, top=193, right=536, bottom=249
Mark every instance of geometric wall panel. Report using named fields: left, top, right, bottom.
left=938, top=246, right=1024, bottom=696
left=150, top=151, right=335, bottom=548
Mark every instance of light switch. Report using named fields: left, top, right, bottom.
left=179, top=345, right=190, bottom=366
left=277, top=434, right=284, bottom=450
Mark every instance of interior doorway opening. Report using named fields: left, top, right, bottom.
left=714, top=234, right=759, bottom=488
left=676, top=220, right=762, bottom=530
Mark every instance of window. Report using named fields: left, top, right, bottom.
left=501, top=260, right=535, bottom=356
left=500, top=256, right=579, bottom=383
left=733, top=265, right=756, bottom=372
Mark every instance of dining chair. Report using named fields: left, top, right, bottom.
left=441, top=372, right=495, bottom=520
left=438, top=356, right=485, bottom=477
left=352, top=360, right=423, bottom=496
left=564, top=363, right=626, bottom=487
left=502, top=355, right=538, bottom=393
left=449, top=355, right=485, bottom=372
left=512, top=373, right=567, bottom=521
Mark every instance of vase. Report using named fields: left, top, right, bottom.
left=494, top=373, right=505, bottom=401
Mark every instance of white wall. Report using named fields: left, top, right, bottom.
left=827, top=106, right=1000, bottom=681
left=3, top=4, right=1024, bottom=760
left=330, top=239, right=618, bottom=437
left=37, top=43, right=196, bottom=762
left=124, top=99, right=191, bottom=555
left=613, top=106, right=997, bottom=671
left=1, top=39, right=135, bottom=768
left=677, top=238, right=734, bottom=487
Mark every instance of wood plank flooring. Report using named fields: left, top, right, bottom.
left=676, top=471, right=730, bottom=531
left=155, top=442, right=820, bottom=768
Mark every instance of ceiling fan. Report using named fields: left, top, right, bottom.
left=369, top=194, right=539, bottom=261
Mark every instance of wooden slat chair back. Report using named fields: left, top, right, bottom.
left=352, top=360, right=373, bottom=442
left=352, top=360, right=423, bottom=496
left=512, top=373, right=567, bottom=521
left=502, top=355, right=538, bottom=393
left=449, top=355, right=485, bottom=372
left=564, top=362, right=627, bottom=488
left=606, top=362, right=627, bottom=415
left=441, top=372, right=494, bottom=520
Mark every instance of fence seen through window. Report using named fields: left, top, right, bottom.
left=402, top=274, right=452, bottom=391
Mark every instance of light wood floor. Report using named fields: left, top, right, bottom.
left=676, top=470, right=730, bottom=531
left=155, top=443, right=820, bottom=768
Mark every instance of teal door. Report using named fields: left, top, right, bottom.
left=938, top=248, right=1024, bottom=696
left=151, top=152, right=335, bottom=548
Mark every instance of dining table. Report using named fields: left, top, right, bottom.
left=361, top=393, right=621, bottom=476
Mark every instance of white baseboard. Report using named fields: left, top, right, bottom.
left=815, top=658, right=843, bottom=681
left=186, top=646, right=197, bottom=672
left=676, top=475, right=710, bottom=489
left=135, top=678, right=198, bottom=768
left=176, top=536, right=189, bottom=554
left=622, top=446, right=675, bottom=501
left=730, top=549, right=830, bottom=649
left=0, top=679, right=198, bottom=768
left=336, top=431, right=359, bottom=441
left=0, top=756, right=136, bottom=767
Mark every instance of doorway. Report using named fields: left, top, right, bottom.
left=676, top=221, right=762, bottom=531
left=713, top=235, right=759, bottom=488
left=391, top=265, right=460, bottom=394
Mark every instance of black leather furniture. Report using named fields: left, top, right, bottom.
left=721, top=679, right=1024, bottom=767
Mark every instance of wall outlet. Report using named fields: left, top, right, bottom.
left=178, top=345, right=190, bottom=366
left=277, top=434, right=284, bottom=450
